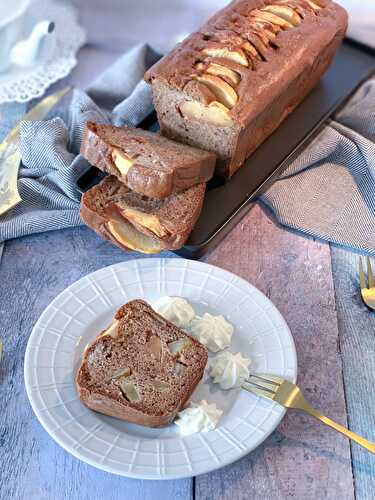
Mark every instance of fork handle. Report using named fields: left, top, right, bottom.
left=304, top=406, right=375, bottom=454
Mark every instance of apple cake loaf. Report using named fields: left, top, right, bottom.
left=145, top=0, right=348, bottom=178
left=81, top=122, right=216, bottom=199
left=80, top=175, right=205, bottom=253
left=76, top=300, right=208, bottom=427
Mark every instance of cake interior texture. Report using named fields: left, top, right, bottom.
left=76, top=300, right=208, bottom=427
left=80, top=121, right=216, bottom=199
left=80, top=175, right=206, bottom=252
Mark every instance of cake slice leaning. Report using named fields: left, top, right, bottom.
left=76, top=300, right=208, bottom=427
left=80, top=175, right=205, bottom=253
left=81, top=121, right=216, bottom=199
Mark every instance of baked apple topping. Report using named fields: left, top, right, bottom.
left=193, top=74, right=238, bottom=108
left=167, top=338, right=190, bottom=355
left=181, top=0, right=325, bottom=121
left=119, top=380, right=140, bottom=402
left=261, top=5, right=302, bottom=26
left=146, top=335, right=163, bottom=361
left=306, top=0, right=323, bottom=10
left=242, top=40, right=261, bottom=60
left=106, top=219, right=164, bottom=254
left=180, top=100, right=233, bottom=127
left=111, top=148, right=134, bottom=176
left=108, top=367, right=131, bottom=381
left=251, top=9, right=294, bottom=29
left=272, top=0, right=306, bottom=17
left=201, top=46, right=249, bottom=67
left=195, top=61, right=241, bottom=86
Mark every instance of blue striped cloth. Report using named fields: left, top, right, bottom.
left=0, top=44, right=159, bottom=242
left=263, top=80, right=375, bottom=254
left=0, top=42, right=374, bottom=254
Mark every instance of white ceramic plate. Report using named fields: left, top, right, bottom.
left=24, top=258, right=297, bottom=479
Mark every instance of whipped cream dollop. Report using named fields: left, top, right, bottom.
left=209, top=351, right=251, bottom=389
left=153, top=296, right=195, bottom=329
left=175, top=400, right=223, bottom=435
left=189, top=313, right=233, bottom=352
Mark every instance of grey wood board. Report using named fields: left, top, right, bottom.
left=199, top=205, right=354, bottom=500
left=330, top=245, right=375, bottom=500
left=0, top=226, right=189, bottom=500
left=0, top=205, right=372, bottom=500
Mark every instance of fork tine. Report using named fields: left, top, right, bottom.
left=244, top=379, right=276, bottom=393
left=241, top=383, right=275, bottom=401
left=249, top=373, right=284, bottom=385
left=367, top=257, right=374, bottom=288
left=359, top=257, right=367, bottom=290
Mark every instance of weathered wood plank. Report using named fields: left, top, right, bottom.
left=0, top=226, right=191, bottom=500
left=0, top=1, right=365, bottom=495
left=0, top=207, right=359, bottom=500
left=197, top=204, right=354, bottom=500
left=330, top=246, right=375, bottom=500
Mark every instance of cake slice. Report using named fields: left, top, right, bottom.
left=80, top=175, right=205, bottom=253
left=81, top=121, right=216, bottom=199
left=76, top=300, right=208, bottom=427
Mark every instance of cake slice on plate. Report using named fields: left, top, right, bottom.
left=76, top=300, right=208, bottom=427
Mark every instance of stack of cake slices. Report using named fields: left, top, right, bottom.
left=80, top=122, right=217, bottom=253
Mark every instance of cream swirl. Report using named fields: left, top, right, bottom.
left=188, top=313, right=233, bottom=352
left=209, top=351, right=250, bottom=389
left=153, top=296, right=195, bottom=329
left=175, top=400, right=223, bottom=435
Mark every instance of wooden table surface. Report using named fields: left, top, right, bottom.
left=1, top=1, right=375, bottom=499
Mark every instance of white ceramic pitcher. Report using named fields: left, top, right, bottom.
left=0, top=0, right=55, bottom=72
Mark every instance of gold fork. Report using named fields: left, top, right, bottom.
left=243, top=373, right=375, bottom=454
left=359, top=257, right=375, bottom=311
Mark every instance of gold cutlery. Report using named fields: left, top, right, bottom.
left=359, top=257, right=375, bottom=311
left=243, top=373, right=375, bottom=454
left=0, top=86, right=71, bottom=216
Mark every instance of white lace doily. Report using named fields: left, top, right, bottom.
left=0, top=0, right=86, bottom=104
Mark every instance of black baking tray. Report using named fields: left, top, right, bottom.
left=77, top=39, right=375, bottom=259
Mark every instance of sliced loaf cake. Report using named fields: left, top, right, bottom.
left=145, top=0, right=347, bottom=177
left=76, top=300, right=208, bottom=427
left=81, top=121, right=216, bottom=199
left=80, top=175, right=205, bottom=253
